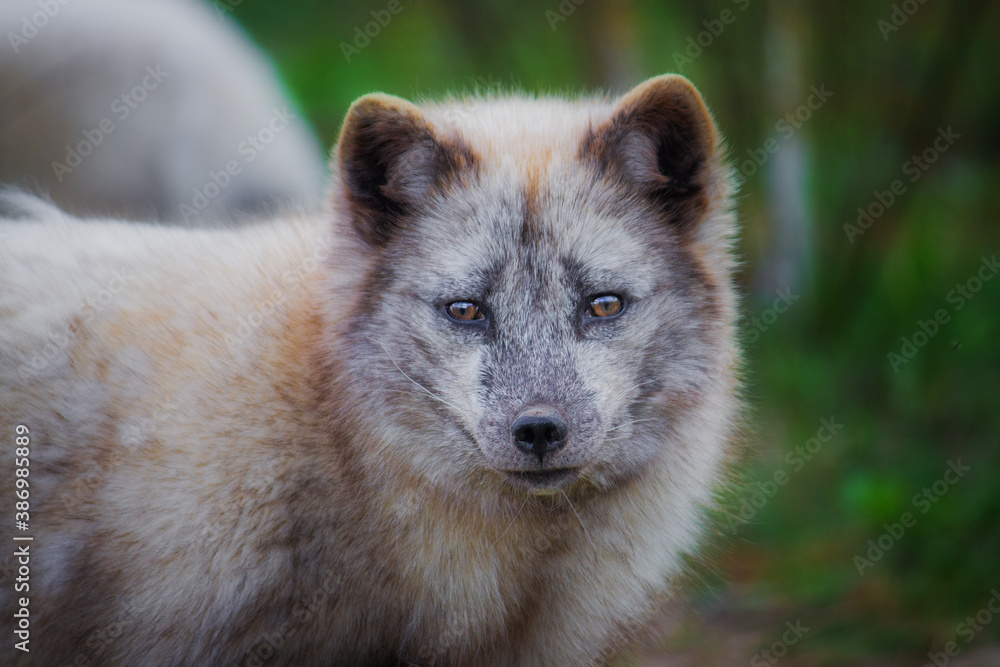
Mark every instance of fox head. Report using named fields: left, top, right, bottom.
left=325, top=75, right=739, bottom=501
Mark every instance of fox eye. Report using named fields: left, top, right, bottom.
left=587, top=295, right=623, bottom=318
left=446, top=301, right=484, bottom=322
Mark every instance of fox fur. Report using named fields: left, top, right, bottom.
left=0, top=74, right=741, bottom=665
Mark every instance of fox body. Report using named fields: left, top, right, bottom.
left=0, top=75, right=740, bottom=665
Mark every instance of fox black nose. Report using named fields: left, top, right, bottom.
left=511, top=409, right=568, bottom=458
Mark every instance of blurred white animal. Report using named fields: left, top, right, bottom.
left=0, top=0, right=326, bottom=224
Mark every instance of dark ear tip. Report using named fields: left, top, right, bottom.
left=337, top=94, right=422, bottom=150
left=580, top=75, right=721, bottom=229
left=342, top=93, right=421, bottom=121
left=622, top=74, right=718, bottom=155
left=334, top=92, right=478, bottom=248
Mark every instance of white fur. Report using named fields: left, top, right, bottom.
left=0, top=0, right=326, bottom=223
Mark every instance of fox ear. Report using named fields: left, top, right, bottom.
left=336, top=93, right=475, bottom=246
left=582, top=74, right=718, bottom=227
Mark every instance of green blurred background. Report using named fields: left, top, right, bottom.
left=227, top=1, right=999, bottom=664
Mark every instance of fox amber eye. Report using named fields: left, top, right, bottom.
left=588, top=295, right=622, bottom=318
left=446, top=301, right=483, bottom=322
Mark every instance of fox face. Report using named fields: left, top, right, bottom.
left=330, top=75, right=735, bottom=498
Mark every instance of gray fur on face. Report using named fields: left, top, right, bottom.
left=337, top=79, right=730, bottom=496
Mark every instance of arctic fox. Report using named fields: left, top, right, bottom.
left=0, top=74, right=740, bottom=665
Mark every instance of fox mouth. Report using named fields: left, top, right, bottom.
left=505, top=468, right=578, bottom=491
